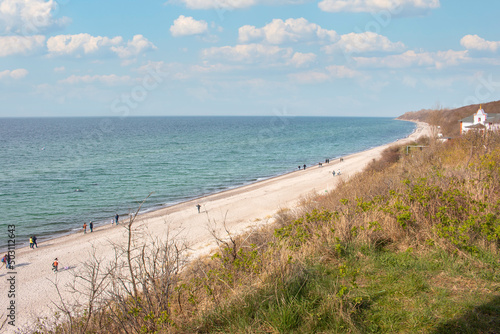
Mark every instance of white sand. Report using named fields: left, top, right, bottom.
left=0, top=121, right=431, bottom=333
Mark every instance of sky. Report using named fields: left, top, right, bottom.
left=1, top=0, right=500, bottom=117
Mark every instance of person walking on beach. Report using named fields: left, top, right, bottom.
left=89, top=221, right=93, bottom=232
left=196, top=204, right=201, bottom=213
left=332, top=170, right=335, bottom=176
left=298, top=165, right=301, bottom=170
left=303, top=164, right=306, bottom=170
left=115, top=213, right=119, bottom=225
left=2, top=253, right=13, bottom=270
left=83, top=222, right=87, bottom=234
left=33, top=235, right=38, bottom=248
left=52, top=258, right=58, bottom=272
left=337, top=169, right=341, bottom=175
left=29, top=236, right=34, bottom=249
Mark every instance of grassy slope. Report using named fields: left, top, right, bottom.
left=38, top=129, right=500, bottom=334
left=185, top=133, right=500, bottom=334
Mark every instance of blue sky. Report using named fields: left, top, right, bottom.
left=1, top=0, right=500, bottom=117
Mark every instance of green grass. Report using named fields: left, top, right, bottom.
left=36, top=131, right=500, bottom=334
left=192, top=246, right=499, bottom=334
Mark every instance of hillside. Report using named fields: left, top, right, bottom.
left=33, top=127, right=500, bottom=333
left=398, top=100, right=500, bottom=137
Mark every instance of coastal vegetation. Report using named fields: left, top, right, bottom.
left=32, top=129, right=500, bottom=333
left=398, top=100, right=500, bottom=137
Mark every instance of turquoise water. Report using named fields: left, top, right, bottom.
left=0, top=116, right=415, bottom=249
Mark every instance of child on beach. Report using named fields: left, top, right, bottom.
left=52, top=258, right=58, bottom=272
left=83, top=222, right=87, bottom=234
left=29, top=236, right=34, bottom=248
left=2, top=254, right=13, bottom=270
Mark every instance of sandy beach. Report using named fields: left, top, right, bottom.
left=0, top=121, right=431, bottom=333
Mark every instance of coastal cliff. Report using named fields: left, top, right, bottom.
left=25, top=121, right=500, bottom=333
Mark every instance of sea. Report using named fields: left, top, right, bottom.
left=0, top=116, right=415, bottom=250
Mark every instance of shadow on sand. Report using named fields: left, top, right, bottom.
left=14, top=262, right=30, bottom=268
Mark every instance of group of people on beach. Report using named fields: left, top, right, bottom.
left=298, top=157, right=344, bottom=171
left=2, top=213, right=122, bottom=274
left=1, top=236, right=38, bottom=270
left=29, top=235, right=38, bottom=248
left=82, top=213, right=120, bottom=234
left=82, top=221, right=93, bottom=233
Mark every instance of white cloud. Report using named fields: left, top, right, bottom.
left=174, top=0, right=258, bottom=10
left=170, top=15, right=208, bottom=37
left=323, top=32, right=405, bottom=54
left=47, top=33, right=123, bottom=56
left=288, top=52, right=316, bottom=67
left=0, top=68, right=28, bottom=79
left=318, top=0, right=440, bottom=14
left=54, top=66, right=65, bottom=72
left=460, top=35, right=500, bottom=52
left=111, top=35, right=157, bottom=58
left=0, top=0, right=70, bottom=34
left=58, top=74, right=132, bottom=85
left=173, top=0, right=309, bottom=9
left=0, top=35, right=45, bottom=57
left=202, top=43, right=293, bottom=64
left=47, top=34, right=156, bottom=58
left=354, top=50, right=469, bottom=69
left=239, top=18, right=338, bottom=44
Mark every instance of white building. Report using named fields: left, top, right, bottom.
left=460, top=105, right=500, bottom=134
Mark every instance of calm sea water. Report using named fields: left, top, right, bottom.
left=0, top=117, right=415, bottom=249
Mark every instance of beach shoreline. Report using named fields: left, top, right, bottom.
left=1, top=119, right=418, bottom=253
left=0, top=121, right=430, bottom=333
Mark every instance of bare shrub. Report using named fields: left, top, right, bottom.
left=36, top=195, right=189, bottom=334
left=32, top=129, right=500, bottom=333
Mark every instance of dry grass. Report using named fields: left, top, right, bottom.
left=29, top=131, right=500, bottom=334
